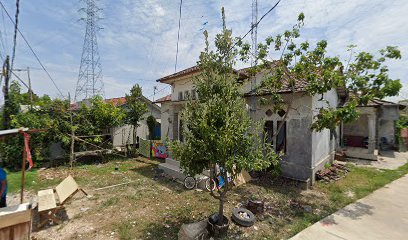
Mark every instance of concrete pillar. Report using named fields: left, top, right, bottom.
left=368, top=114, right=376, bottom=153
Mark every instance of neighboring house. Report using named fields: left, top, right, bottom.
left=155, top=65, right=345, bottom=186
left=71, top=96, right=161, bottom=147
left=341, top=99, right=404, bottom=160
left=108, top=96, right=161, bottom=147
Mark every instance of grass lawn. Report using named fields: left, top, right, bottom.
left=7, top=157, right=408, bottom=240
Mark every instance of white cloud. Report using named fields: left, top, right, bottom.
left=0, top=0, right=406, bottom=104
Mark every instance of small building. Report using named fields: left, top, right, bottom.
left=70, top=96, right=161, bottom=147
left=108, top=96, right=161, bottom=147
left=341, top=99, right=404, bottom=160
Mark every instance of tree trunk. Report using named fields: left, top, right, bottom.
left=217, top=171, right=229, bottom=225
left=218, top=195, right=224, bottom=225
left=133, top=125, right=137, bottom=149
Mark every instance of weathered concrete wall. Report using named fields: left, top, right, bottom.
left=249, top=93, right=314, bottom=182
left=378, top=106, right=399, bottom=145
left=378, top=119, right=396, bottom=144
left=309, top=89, right=339, bottom=183
left=343, top=114, right=369, bottom=137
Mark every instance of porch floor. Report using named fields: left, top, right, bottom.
left=343, top=147, right=378, bottom=161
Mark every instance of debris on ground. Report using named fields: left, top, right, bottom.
left=246, top=200, right=265, bottom=214
left=316, top=163, right=350, bottom=182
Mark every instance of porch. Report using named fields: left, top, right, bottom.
left=341, top=102, right=400, bottom=161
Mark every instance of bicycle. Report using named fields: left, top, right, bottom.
left=184, top=175, right=216, bottom=192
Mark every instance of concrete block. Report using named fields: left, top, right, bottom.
left=178, top=220, right=209, bottom=240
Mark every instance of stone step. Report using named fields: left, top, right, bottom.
left=158, top=163, right=186, bottom=180
left=165, top=158, right=180, bottom=168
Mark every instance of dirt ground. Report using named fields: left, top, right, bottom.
left=7, top=156, right=397, bottom=240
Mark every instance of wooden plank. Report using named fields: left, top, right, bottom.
left=38, top=189, right=57, bottom=212
left=11, top=222, right=30, bottom=240
left=0, top=227, right=10, bottom=240
left=55, top=175, right=79, bottom=205
left=0, top=209, right=31, bottom=229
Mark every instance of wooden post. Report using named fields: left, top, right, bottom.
left=20, top=146, right=26, bottom=204
left=70, top=115, right=75, bottom=169
left=69, top=93, right=75, bottom=168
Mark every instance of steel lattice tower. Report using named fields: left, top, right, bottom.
left=75, top=0, right=104, bottom=101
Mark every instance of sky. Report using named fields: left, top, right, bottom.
left=0, top=0, right=407, bottom=104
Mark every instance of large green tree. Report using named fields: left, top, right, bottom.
left=172, top=9, right=279, bottom=226
left=239, top=13, right=402, bottom=134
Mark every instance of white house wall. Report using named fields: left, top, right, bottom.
left=250, top=92, right=315, bottom=182
left=311, top=88, right=339, bottom=172
left=112, top=100, right=161, bottom=147
left=160, top=102, right=171, bottom=140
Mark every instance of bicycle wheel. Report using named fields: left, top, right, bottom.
left=184, top=176, right=196, bottom=190
left=205, top=178, right=217, bottom=192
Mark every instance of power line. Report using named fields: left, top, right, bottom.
left=10, top=0, right=19, bottom=72
left=174, top=0, right=183, bottom=72
left=11, top=70, right=29, bottom=89
left=0, top=0, right=64, bottom=98
left=160, top=0, right=283, bottom=88
left=230, top=0, right=282, bottom=52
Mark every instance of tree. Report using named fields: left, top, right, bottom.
left=2, top=81, right=23, bottom=130
left=238, top=13, right=402, bottom=135
left=0, top=82, right=127, bottom=168
left=172, top=8, right=279, bottom=227
left=125, top=84, right=148, bottom=147
left=146, top=115, right=157, bottom=140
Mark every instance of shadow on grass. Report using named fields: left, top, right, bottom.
left=129, top=164, right=186, bottom=194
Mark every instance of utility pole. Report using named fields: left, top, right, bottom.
left=2, top=56, right=10, bottom=130
left=27, top=67, right=32, bottom=108
left=13, top=67, right=33, bottom=108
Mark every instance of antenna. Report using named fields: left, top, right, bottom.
left=75, top=0, right=104, bottom=101
left=251, top=0, right=258, bottom=114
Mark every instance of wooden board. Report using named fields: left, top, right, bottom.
left=0, top=222, right=31, bottom=240
left=0, top=207, right=31, bottom=229
left=38, top=189, right=57, bottom=212
left=55, top=175, right=79, bottom=205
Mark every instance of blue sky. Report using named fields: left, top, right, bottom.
left=0, top=0, right=407, bottom=103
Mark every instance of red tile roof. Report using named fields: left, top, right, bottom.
left=154, top=94, right=171, bottom=103
left=157, top=65, right=248, bottom=83
left=69, top=97, right=127, bottom=110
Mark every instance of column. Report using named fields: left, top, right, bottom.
left=367, top=114, right=376, bottom=153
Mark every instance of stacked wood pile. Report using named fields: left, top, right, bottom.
left=316, top=163, right=350, bottom=182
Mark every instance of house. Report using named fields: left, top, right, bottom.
left=341, top=99, right=404, bottom=160
left=108, top=96, right=161, bottom=147
left=154, top=64, right=403, bottom=186
left=155, top=65, right=343, bottom=186
left=71, top=96, right=161, bottom=147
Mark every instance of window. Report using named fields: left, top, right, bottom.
left=276, top=121, right=286, bottom=153
left=178, top=92, right=183, bottom=101
left=184, top=90, right=190, bottom=100
left=264, top=121, right=274, bottom=147
left=191, top=89, right=197, bottom=100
